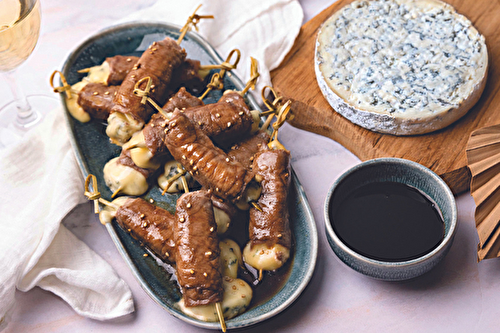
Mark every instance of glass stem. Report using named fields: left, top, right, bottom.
left=4, top=69, right=35, bottom=124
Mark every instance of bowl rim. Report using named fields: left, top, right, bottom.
left=323, top=157, right=457, bottom=270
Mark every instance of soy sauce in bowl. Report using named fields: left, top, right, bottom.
left=329, top=181, right=445, bottom=262
left=323, top=158, right=457, bottom=281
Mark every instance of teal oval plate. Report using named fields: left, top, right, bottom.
left=61, top=22, right=318, bottom=330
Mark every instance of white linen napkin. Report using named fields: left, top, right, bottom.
left=0, top=0, right=303, bottom=330
left=0, top=108, right=134, bottom=330
left=121, top=0, right=304, bottom=95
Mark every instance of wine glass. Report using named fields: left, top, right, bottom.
left=0, top=0, right=54, bottom=147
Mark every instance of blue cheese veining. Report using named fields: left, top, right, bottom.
left=315, top=0, right=488, bottom=135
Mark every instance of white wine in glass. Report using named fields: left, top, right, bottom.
left=0, top=0, right=53, bottom=145
left=0, top=0, right=40, bottom=72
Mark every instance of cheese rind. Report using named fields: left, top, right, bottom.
left=315, top=0, right=488, bottom=135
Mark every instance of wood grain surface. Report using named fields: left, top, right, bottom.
left=271, top=0, right=500, bottom=194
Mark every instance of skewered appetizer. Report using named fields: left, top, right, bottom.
left=174, top=190, right=223, bottom=307
left=243, top=148, right=292, bottom=273
left=164, top=109, right=255, bottom=203
left=107, top=37, right=187, bottom=145
left=81, top=55, right=140, bottom=86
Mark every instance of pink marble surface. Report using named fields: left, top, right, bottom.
left=2, top=1, right=499, bottom=332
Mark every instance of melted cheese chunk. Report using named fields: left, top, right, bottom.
left=129, top=147, right=160, bottom=170
left=65, top=81, right=90, bottom=123
left=213, top=207, right=230, bottom=235
left=243, top=242, right=290, bottom=271
left=219, top=239, right=242, bottom=279
left=235, top=182, right=262, bottom=211
left=122, top=130, right=147, bottom=150
left=106, top=112, right=144, bottom=146
left=158, top=160, right=193, bottom=193
left=176, top=278, right=252, bottom=321
left=103, top=157, right=148, bottom=196
left=85, top=61, right=111, bottom=84
left=122, top=131, right=160, bottom=169
left=98, top=197, right=130, bottom=224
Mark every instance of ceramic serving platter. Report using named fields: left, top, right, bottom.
left=60, top=22, right=318, bottom=330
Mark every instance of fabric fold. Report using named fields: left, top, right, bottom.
left=0, top=109, right=134, bottom=329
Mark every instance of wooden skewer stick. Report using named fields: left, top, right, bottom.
left=133, top=76, right=170, bottom=118
left=199, top=48, right=241, bottom=78
left=180, top=175, right=190, bottom=194
left=199, top=73, right=224, bottom=100
left=215, top=302, right=227, bottom=333
left=251, top=201, right=263, bottom=212
left=177, top=4, right=214, bottom=45
left=239, top=57, right=259, bottom=96
left=258, top=269, right=263, bottom=282
left=49, top=70, right=73, bottom=99
left=268, top=100, right=292, bottom=152
left=111, top=186, right=123, bottom=199
left=258, top=85, right=285, bottom=133
left=161, top=167, right=188, bottom=195
left=84, top=174, right=120, bottom=213
left=261, top=115, right=274, bottom=133
left=261, top=85, right=283, bottom=110
left=77, top=68, right=91, bottom=73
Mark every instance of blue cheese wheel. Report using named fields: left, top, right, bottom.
left=315, top=0, right=488, bottom=135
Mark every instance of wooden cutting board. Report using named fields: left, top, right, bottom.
left=270, top=0, right=500, bottom=195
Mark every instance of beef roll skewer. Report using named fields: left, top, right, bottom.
left=164, top=109, right=254, bottom=203
left=78, top=55, right=140, bottom=86
left=106, top=8, right=215, bottom=145
left=174, top=189, right=226, bottom=330
left=242, top=147, right=292, bottom=277
left=80, top=56, right=205, bottom=90
left=242, top=101, right=293, bottom=280
left=106, top=37, right=187, bottom=145
left=122, top=87, right=205, bottom=169
left=98, top=196, right=176, bottom=264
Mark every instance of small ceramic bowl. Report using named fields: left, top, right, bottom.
left=324, top=158, right=457, bottom=281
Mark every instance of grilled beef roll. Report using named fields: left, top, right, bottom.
left=164, top=110, right=253, bottom=202
left=175, top=190, right=223, bottom=307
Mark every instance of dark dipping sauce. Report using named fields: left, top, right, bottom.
left=329, top=181, right=445, bottom=262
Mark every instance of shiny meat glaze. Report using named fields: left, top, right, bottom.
left=228, top=131, right=270, bottom=170
left=111, top=37, right=186, bottom=122
left=105, top=55, right=139, bottom=85
left=112, top=67, right=167, bottom=122
left=184, top=91, right=254, bottom=147
left=77, top=83, right=118, bottom=120
left=115, top=197, right=176, bottom=263
left=161, top=87, right=204, bottom=114
left=143, top=113, right=171, bottom=158
left=164, top=110, right=253, bottom=202
left=169, top=59, right=204, bottom=94
left=174, top=190, right=223, bottom=307
left=143, top=88, right=204, bottom=156
left=117, top=149, right=154, bottom=179
left=250, top=149, right=292, bottom=249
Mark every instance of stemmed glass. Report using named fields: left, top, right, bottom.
left=0, top=0, right=50, bottom=146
